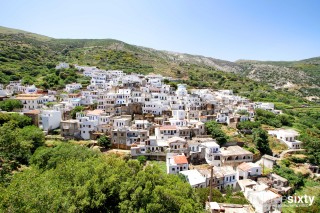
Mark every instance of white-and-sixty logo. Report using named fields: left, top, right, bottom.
left=283, top=195, right=315, bottom=206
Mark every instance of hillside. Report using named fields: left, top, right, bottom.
left=237, top=58, right=320, bottom=99
left=0, top=25, right=319, bottom=100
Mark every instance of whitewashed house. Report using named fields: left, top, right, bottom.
left=202, top=141, right=221, bottom=167
left=268, top=129, right=302, bottom=149
left=237, top=162, right=262, bottom=180
left=16, top=94, right=44, bottom=112
left=39, top=110, right=62, bottom=131
left=166, top=153, right=188, bottom=174
left=180, top=170, right=206, bottom=188
left=24, top=85, right=38, bottom=94
left=65, top=83, right=82, bottom=93
left=78, top=110, right=104, bottom=139
left=155, top=126, right=179, bottom=140
left=238, top=179, right=282, bottom=213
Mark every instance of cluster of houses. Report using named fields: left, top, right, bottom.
left=0, top=63, right=310, bottom=213
left=166, top=137, right=291, bottom=213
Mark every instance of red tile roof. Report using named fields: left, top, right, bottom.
left=173, top=155, right=188, bottom=164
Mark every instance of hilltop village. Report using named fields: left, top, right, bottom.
left=0, top=63, right=317, bottom=213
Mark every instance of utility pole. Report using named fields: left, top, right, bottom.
left=209, top=164, right=214, bottom=202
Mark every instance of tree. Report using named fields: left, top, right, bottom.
left=0, top=99, right=23, bottom=112
left=0, top=122, right=44, bottom=182
left=0, top=113, right=32, bottom=128
left=70, top=106, right=85, bottom=119
left=0, top=145, right=203, bottom=212
left=137, top=155, right=147, bottom=165
left=253, top=128, right=272, bottom=155
left=237, top=121, right=261, bottom=132
left=97, top=135, right=111, bottom=149
left=205, top=121, right=228, bottom=145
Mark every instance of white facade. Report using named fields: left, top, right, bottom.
left=180, top=170, right=206, bottom=188
left=268, top=129, right=302, bottom=149
left=16, top=94, right=44, bottom=112
left=65, top=83, right=82, bottom=93
left=237, top=162, right=262, bottom=180
left=166, top=153, right=189, bottom=174
left=40, top=110, right=62, bottom=131
left=202, top=141, right=221, bottom=167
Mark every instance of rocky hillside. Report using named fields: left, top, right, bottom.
left=237, top=58, right=320, bottom=98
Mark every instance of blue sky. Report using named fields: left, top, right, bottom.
left=0, top=0, right=319, bottom=61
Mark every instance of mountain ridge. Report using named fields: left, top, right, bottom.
left=0, top=25, right=319, bottom=98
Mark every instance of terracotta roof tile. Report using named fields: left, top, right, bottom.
left=173, top=155, right=188, bottom=164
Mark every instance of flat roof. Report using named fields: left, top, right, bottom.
left=87, top=109, right=104, bottom=116
left=220, top=146, right=253, bottom=156
left=167, top=136, right=186, bottom=143
left=237, top=162, right=260, bottom=171
left=180, top=170, right=206, bottom=186
left=159, top=125, right=178, bottom=130
left=213, top=166, right=236, bottom=176
left=201, top=141, right=219, bottom=148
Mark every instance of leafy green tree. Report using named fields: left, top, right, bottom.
left=205, top=121, right=228, bottom=145
left=0, top=113, right=32, bottom=128
left=273, top=165, right=305, bottom=189
left=0, top=144, right=203, bottom=212
left=237, top=121, right=261, bottom=131
left=253, top=128, right=272, bottom=155
left=0, top=122, right=44, bottom=182
left=70, top=106, right=85, bottom=119
left=97, top=135, right=111, bottom=149
left=0, top=99, right=23, bottom=112
left=137, top=155, right=147, bottom=165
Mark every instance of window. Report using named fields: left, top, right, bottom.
left=172, top=168, right=175, bottom=171
left=256, top=169, right=259, bottom=172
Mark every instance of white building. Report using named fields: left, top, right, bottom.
left=166, top=153, right=189, bottom=174
left=202, top=141, right=221, bottom=167
left=16, top=94, right=44, bottom=112
left=239, top=179, right=282, bottom=213
left=55, top=62, right=69, bottom=69
left=268, top=129, right=302, bottom=149
left=24, top=85, right=38, bottom=94
left=175, top=84, right=188, bottom=97
left=237, top=162, right=262, bottom=180
left=65, top=83, right=82, bottom=93
left=180, top=170, right=206, bottom=188
left=78, top=110, right=104, bottom=139
left=213, top=166, right=237, bottom=189
left=155, top=126, right=179, bottom=140
left=39, top=110, right=62, bottom=131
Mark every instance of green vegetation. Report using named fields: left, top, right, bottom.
left=97, top=135, right=111, bottom=149
left=0, top=114, right=44, bottom=183
left=205, top=121, right=228, bottom=145
left=0, top=112, right=32, bottom=128
left=253, top=128, right=272, bottom=155
left=70, top=106, right=85, bottom=119
left=237, top=121, right=261, bottom=132
left=0, top=99, right=23, bottom=111
left=273, top=163, right=305, bottom=189
left=196, top=188, right=248, bottom=208
left=282, top=179, right=320, bottom=213
left=255, top=109, right=293, bottom=128
left=0, top=143, right=203, bottom=212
